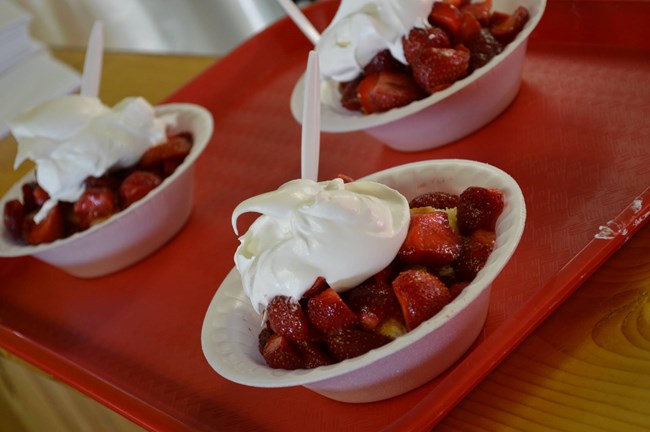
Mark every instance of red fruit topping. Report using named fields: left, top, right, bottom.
left=398, top=211, right=462, bottom=267
left=339, top=77, right=363, bottom=112
left=307, top=288, right=358, bottom=334
left=266, top=295, right=311, bottom=342
left=345, top=277, right=402, bottom=331
left=357, top=70, right=427, bottom=114
left=409, top=191, right=459, bottom=209
left=325, top=328, right=391, bottom=361
left=403, top=27, right=451, bottom=65
left=138, top=134, right=192, bottom=170
left=428, top=2, right=464, bottom=39
left=261, top=334, right=303, bottom=370
left=464, top=28, right=503, bottom=71
left=73, top=187, right=117, bottom=230
left=302, top=276, right=329, bottom=299
left=362, top=49, right=405, bottom=75
left=119, top=170, right=163, bottom=208
left=457, top=186, right=505, bottom=235
left=21, top=183, right=38, bottom=213
left=392, top=269, right=452, bottom=331
left=22, top=205, right=65, bottom=245
left=410, top=46, right=470, bottom=94
left=461, top=0, right=492, bottom=26
left=449, top=281, right=471, bottom=299
left=489, top=6, right=530, bottom=44
left=32, top=185, right=50, bottom=207
left=443, top=0, right=471, bottom=8
left=457, top=11, right=483, bottom=46
left=455, top=229, right=496, bottom=281
left=296, top=340, right=334, bottom=369
left=3, top=200, right=25, bottom=239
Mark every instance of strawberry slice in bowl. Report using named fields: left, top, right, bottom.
left=201, top=159, right=526, bottom=403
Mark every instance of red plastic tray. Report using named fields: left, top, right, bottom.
left=1, top=1, right=649, bottom=431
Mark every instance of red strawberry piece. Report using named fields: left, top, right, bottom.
left=85, top=175, right=121, bottom=191
left=489, top=6, right=530, bottom=45
left=32, top=185, right=50, bottom=207
left=266, top=295, right=311, bottom=342
left=449, top=281, right=471, bottom=299
left=428, top=2, right=463, bottom=39
left=118, top=170, right=163, bottom=209
left=409, top=191, right=459, bottom=209
left=443, top=0, right=471, bottom=8
left=339, top=77, right=363, bottom=112
left=73, top=187, right=117, bottom=230
left=362, top=49, right=406, bottom=75
left=21, top=183, right=38, bottom=213
left=403, top=27, right=451, bottom=65
left=461, top=0, right=493, bottom=26
left=457, top=11, right=483, bottom=47
left=392, top=268, right=452, bottom=331
left=464, top=28, right=503, bottom=71
left=325, top=328, right=391, bottom=361
left=357, top=70, right=427, bottom=114
left=138, top=134, right=192, bottom=169
left=261, top=334, right=303, bottom=370
left=410, top=46, right=470, bottom=94
left=3, top=199, right=25, bottom=239
left=307, top=288, right=358, bottom=334
left=344, top=277, right=402, bottom=331
left=454, top=229, right=496, bottom=281
left=398, top=211, right=462, bottom=267
left=302, top=276, right=329, bottom=299
left=22, top=204, right=65, bottom=245
left=295, top=340, right=334, bottom=369
left=457, top=186, right=505, bottom=235
left=258, top=326, right=274, bottom=354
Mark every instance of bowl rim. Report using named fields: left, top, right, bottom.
left=0, top=102, right=214, bottom=258
left=290, top=0, right=547, bottom=132
left=202, top=159, right=527, bottom=388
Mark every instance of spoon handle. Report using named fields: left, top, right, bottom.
left=301, top=50, right=320, bottom=181
left=276, top=0, right=320, bottom=45
left=80, top=21, right=104, bottom=97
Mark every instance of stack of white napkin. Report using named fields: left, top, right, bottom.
left=0, top=0, right=80, bottom=138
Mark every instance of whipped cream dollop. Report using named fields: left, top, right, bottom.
left=10, top=95, right=176, bottom=222
left=316, top=0, right=436, bottom=82
left=232, top=178, right=410, bottom=314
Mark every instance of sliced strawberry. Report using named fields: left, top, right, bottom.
left=302, top=276, right=329, bottom=299
left=449, top=281, right=471, bottom=299
left=3, top=200, right=25, bottom=240
left=403, top=27, right=451, bottom=65
left=266, top=295, right=311, bottom=342
left=443, top=0, right=471, bottom=8
left=457, top=186, right=505, bottom=235
left=461, top=0, right=492, bottom=26
left=489, top=6, right=530, bottom=45
left=32, top=185, right=50, bottom=207
left=409, top=191, right=459, bottom=209
left=410, top=46, right=470, bottom=94
left=398, top=211, right=462, bottom=267
left=454, top=229, right=496, bottom=281
left=428, top=2, right=463, bottom=39
left=344, top=277, right=402, bottom=331
left=362, top=49, right=406, bottom=75
left=325, top=328, right=391, bottom=361
left=457, top=12, right=483, bottom=47
left=392, top=269, right=452, bottom=331
left=261, top=334, right=303, bottom=370
left=339, top=77, right=362, bottom=112
left=295, top=340, right=334, bottom=369
left=138, top=134, right=192, bottom=169
left=464, top=28, right=503, bottom=71
left=21, top=183, right=38, bottom=213
left=85, top=175, right=121, bottom=191
left=73, top=187, right=117, bottom=230
left=22, top=204, right=65, bottom=245
left=357, top=70, right=427, bottom=114
left=306, top=288, right=358, bottom=334
left=118, top=170, right=162, bottom=209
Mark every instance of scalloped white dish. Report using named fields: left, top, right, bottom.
left=201, top=159, right=526, bottom=403
left=290, top=0, right=546, bottom=152
left=0, top=103, right=213, bottom=278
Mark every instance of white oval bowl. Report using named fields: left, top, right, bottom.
left=290, top=0, right=546, bottom=152
left=0, top=103, right=214, bottom=278
left=201, top=159, right=526, bottom=403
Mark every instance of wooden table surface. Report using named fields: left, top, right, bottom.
left=1, top=49, right=649, bottom=431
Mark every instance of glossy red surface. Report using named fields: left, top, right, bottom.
left=1, top=1, right=649, bottom=431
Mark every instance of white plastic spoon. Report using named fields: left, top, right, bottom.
left=80, top=21, right=104, bottom=97
left=276, top=0, right=320, bottom=45
left=301, top=50, right=320, bottom=181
